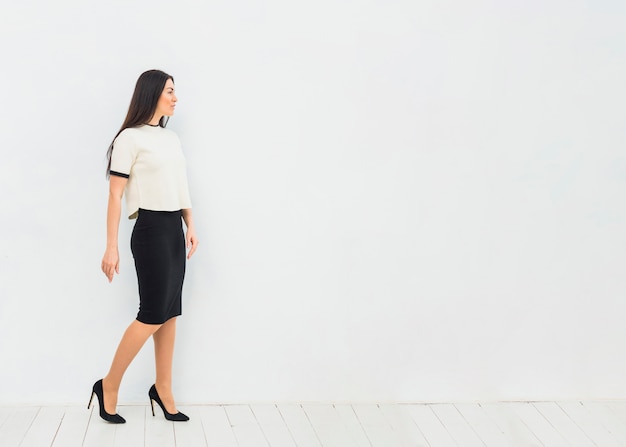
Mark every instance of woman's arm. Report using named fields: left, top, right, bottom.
left=182, top=208, right=198, bottom=259
left=101, top=176, right=127, bottom=282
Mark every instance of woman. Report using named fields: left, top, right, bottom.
left=88, top=69, right=198, bottom=424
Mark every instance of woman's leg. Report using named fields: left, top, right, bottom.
left=102, top=320, right=162, bottom=414
left=153, top=317, right=179, bottom=413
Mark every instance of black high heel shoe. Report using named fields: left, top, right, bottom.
left=88, top=379, right=126, bottom=424
left=149, top=384, right=189, bottom=421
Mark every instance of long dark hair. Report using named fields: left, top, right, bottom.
left=105, top=69, right=174, bottom=177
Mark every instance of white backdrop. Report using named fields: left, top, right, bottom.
left=1, top=0, right=625, bottom=405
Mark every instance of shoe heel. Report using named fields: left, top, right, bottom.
left=87, top=391, right=95, bottom=410
left=150, top=399, right=155, bottom=417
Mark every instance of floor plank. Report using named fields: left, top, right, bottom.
left=173, top=405, right=208, bottom=447
left=51, top=405, right=92, bottom=447
left=0, top=406, right=15, bottom=431
left=144, top=404, right=176, bottom=446
left=302, top=403, right=360, bottom=447
left=508, top=402, right=568, bottom=447
left=430, top=403, right=485, bottom=447
left=19, top=406, right=65, bottom=447
left=225, top=404, right=269, bottom=447
left=532, top=402, right=595, bottom=447
left=607, top=401, right=626, bottom=426
left=558, top=401, right=623, bottom=447
left=112, top=406, right=146, bottom=447
left=0, top=406, right=39, bottom=447
left=251, top=404, right=297, bottom=447
left=582, top=401, right=626, bottom=444
left=454, top=403, right=510, bottom=447
left=380, top=404, right=431, bottom=447
left=407, top=404, right=457, bottom=446
left=336, top=404, right=379, bottom=447
left=353, top=403, right=418, bottom=447
left=480, top=402, right=542, bottom=446
left=82, top=410, right=117, bottom=447
left=197, top=405, right=238, bottom=447
left=276, top=404, right=322, bottom=447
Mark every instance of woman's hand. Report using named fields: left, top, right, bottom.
left=186, top=227, right=198, bottom=259
left=181, top=208, right=198, bottom=259
left=101, top=247, right=120, bottom=282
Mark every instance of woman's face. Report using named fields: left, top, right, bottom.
left=155, top=79, right=177, bottom=118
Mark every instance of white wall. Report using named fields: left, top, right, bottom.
left=1, top=0, right=625, bottom=405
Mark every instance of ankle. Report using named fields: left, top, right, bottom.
left=155, top=382, right=172, bottom=393
left=102, top=377, right=120, bottom=393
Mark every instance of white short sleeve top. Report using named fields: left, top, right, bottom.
left=110, top=124, right=192, bottom=219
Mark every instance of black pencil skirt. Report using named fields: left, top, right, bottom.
left=130, top=208, right=186, bottom=325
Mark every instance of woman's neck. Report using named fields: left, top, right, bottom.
left=147, top=115, right=162, bottom=126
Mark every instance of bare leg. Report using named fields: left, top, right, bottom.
left=153, top=317, right=179, bottom=413
left=102, top=320, right=162, bottom=414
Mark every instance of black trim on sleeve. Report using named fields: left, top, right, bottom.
left=110, top=170, right=130, bottom=179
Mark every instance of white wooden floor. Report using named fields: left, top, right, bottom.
left=2, top=401, right=626, bottom=446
